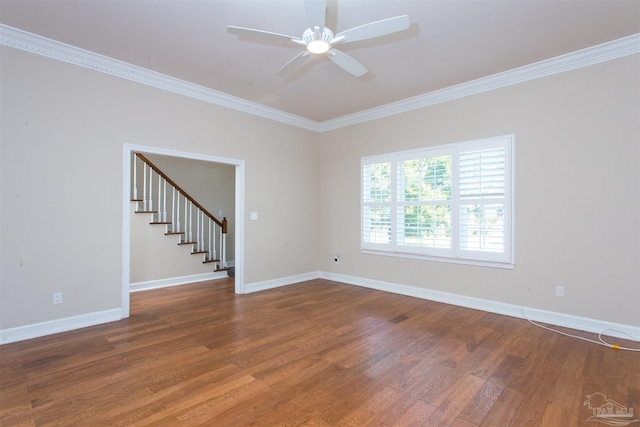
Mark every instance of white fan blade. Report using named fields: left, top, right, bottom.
left=327, top=49, right=367, bottom=77
left=334, top=15, right=410, bottom=43
left=277, top=51, right=311, bottom=77
left=227, top=26, right=301, bottom=44
left=304, top=0, right=326, bottom=33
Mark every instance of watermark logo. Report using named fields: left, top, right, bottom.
left=584, top=392, right=638, bottom=426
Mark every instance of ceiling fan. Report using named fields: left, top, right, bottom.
left=227, top=0, right=410, bottom=77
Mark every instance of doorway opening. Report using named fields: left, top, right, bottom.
left=121, top=143, right=245, bottom=318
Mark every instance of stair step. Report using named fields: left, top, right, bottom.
left=214, top=267, right=229, bottom=272
left=191, top=250, right=207, bottom=255
left=150, top=221, right=172, bottom=225
left=165, top=231, right=185, bottom=236
left=203, top=259, right=220, bottom=264
left=178, top=241, right=197, bottom=245
left=130, top=198, right=144, bottom=202
left=135, top=210, right=158, bottom=214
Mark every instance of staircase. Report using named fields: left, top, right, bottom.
left=131, top=152, right=228, bottom=273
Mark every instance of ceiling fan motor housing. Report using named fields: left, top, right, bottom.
left=303, top=27, right=334, bottom=49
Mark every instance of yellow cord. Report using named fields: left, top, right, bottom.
left=521, top=309, right=640, bottom=352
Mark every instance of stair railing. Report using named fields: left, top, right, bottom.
left=131, top=152, right=228, bottom=271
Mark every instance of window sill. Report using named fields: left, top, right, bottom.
left=361, top=249, right=515, bottom=269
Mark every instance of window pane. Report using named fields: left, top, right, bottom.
left=460, top=148, right=505, bottom=198
left=397, top=205, right=451, bottom=248
left=363, top=162, right=391, bottom=203
left=363, top=206, right=391, bottom=244
left=400, top=156, right=451, bottom=202
left=460, top=203, right=505, bottom=252
left=361, top=135, right=512, bottom=266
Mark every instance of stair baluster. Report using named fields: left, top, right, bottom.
left=142, top=163, right=147, bottom=211
left=220, top=221, right=226, bottom=269
left=157, top=174, right=161, bottom=222
left=188, top=202, right=193, bottom=243
left=148, top=164, right=153, bottom=212
left=170, top=187, right=175, bottom=233
left=132, top=154, right=138, bottom=200
left=132, top=152, right=229, bottom=273
left=200, top=210, right=204, bottom=252
left=161, top=177, right=165, bottom=221
left=209, top=218, right=215, bottom=262
left=175, top=191, right=181, bottom=235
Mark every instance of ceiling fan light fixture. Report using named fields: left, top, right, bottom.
left=307, top=39, right=330, bottom=54
left=302, top=27, right=333, bottom=54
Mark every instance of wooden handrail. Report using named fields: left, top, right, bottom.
left=135, top=152, right=226, bottom=231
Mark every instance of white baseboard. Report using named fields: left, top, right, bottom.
left=0, top=308, right=124, bottom=345
left=319, top=272, right=640, bottom=342
left=4, top=271, right=636, bottom=346
left=243, top=271, right=321, bottom=294
left=1, top=272, right=227, bottom=345
left=130, top=271, right=228, bottom=293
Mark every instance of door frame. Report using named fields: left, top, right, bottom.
left=121, top=143, right=245, bottom=318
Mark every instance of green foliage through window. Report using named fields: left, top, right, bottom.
left=401, top=156, right=451, bottom=202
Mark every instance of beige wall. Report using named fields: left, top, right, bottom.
left=318, top=56, right=640, bottom=327
left=1, top=44, right=638, bottom=333
left=0, top=46, right=320, bottom=329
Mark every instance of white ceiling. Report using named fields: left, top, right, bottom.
left=1, top=0, right=638, bottom=123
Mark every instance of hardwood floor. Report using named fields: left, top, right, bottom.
left=1, top=279, right=638, bottom=426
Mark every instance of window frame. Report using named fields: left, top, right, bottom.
left=361, top=135, right=514, bottom=269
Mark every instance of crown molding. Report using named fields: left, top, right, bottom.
left=317, top=33, right=640, bottom=132
left=1, top=24, right=638, bottom=133
left=0, top=24, right=319, bottom=132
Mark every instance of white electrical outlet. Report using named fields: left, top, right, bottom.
left=555, top=286, right=564, bottom=297
left=53, top=292, right=63, bottom=304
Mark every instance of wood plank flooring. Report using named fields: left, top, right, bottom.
left=1, top=279, right=638, bottom=426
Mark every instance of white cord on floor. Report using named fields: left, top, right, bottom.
left=521, top=309, right=640, bottom=352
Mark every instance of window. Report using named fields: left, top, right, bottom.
left=362, top=135, right=513, bottom=267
